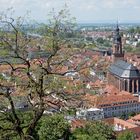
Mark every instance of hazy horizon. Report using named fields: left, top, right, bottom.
left=0, top=0, right=140, bottom=24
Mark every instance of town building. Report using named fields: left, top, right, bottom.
left=82, top=90, right=140, bottom=118
left=104, top=117, right=137, bottom=131
left=76, top=108, right=104, bottom=120
left=96, top=91, right=140, bottom=118
left=71, top=117, right=140, bottom=139
left=104, top=117, right=140, bottom=140
left=108, top=24, right=140, bottom=94
left=127, top=114, right=140, bottom=126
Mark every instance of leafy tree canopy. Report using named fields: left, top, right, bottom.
left=37, top=114, right=70, bottom=140
left=71, top=121, right=115, bottom=140
left=117, top=131, right=135, bottom=140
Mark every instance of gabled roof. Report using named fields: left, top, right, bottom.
left=104, top=117, right=137, bottom=129
left=109, top=60, right=140, bottom=78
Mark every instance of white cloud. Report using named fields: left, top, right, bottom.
left=0, top=0, right=139, bottom=22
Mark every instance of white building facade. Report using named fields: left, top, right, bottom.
left=99, top=101, right=140, bottom=118
left=76, top=108, right=104, bottom=120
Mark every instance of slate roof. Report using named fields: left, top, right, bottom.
left=109, top=60, right=140, bottom=78
left=27, top=51, right=50, bottom=59
left=0, top=57, right=24, bottom=64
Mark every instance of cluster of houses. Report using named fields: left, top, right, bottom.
left=70, top=24, right=140, bottom=139
left=123, top=33, right=140, bottom=47
left=1, top=24, right=140, bottom=138
left=82, top=31, right=112, bottom=40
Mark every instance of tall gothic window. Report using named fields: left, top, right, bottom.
left=129, top=80, right=132, bottom=92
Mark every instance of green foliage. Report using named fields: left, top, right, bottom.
left=85, top=43, right=97, bottom=49
left=117, top=131, right=135, bottom=140
left=35, top=24, right=48, bottom=36
left=89, top=90, right=97, bottom=95
left=128, top=112, right=136, bottom=119
left=128, top=28, right=135, bottom=34
left=96, top=37, right=111, bottom=48
left=86, top=37, right=93, bottom=41
left=136, top=42, right=140, bottom=48
left=97, top=37, right=104, bottom=44
left=0, top=49, right=9, bottom=56
left=124, top=43, right=140, bottom=53
left=124, top=45, right=134, bottom=52
left=64, top=108, right=76, bottom=116
left=132, top=47, right=140, bottom=53
left=128, top=26, right=140, bottom=34
left=103, top=40, right=112, bottom=48
left=120, top=113, right=127, bottom=120
left=0, top=111, right=34, bottom=140
left=0, top=112, right=70, bottom=140
left=37, top=114, right=70, bottom=140
left=72, top=121, right=115, bottom=140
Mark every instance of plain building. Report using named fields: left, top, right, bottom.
left=76, top=108, right=104, bottom=120
left=96, top=92, right=140, bottom=118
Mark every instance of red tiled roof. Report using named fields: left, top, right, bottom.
left=104, top=85, right=119, bottom=95
left=104, top=117, right=137, bottom=129
left=127, top=114, right=140, bottom=126
left=71, top=119, right=86, bottom=130
left=82, top=90, right=138, bottom=108
left=96, top=93, right=138, bottom=108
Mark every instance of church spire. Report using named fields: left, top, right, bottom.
left=116, top=20, right=119, bottom=32
left=113, top=22, right=121, bottom=46
left=112, top=22, right=124, bottom=62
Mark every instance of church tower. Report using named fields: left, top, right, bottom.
left=112, top=23, right=124, bottom=62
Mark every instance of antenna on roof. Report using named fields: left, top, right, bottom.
left=116, top=18, right=120, bottom=32
left=116, top=18, right=119, bottom=28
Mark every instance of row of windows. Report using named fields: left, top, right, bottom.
left=87, top=112, right=102, bottom=116
left=104, top=108, right=140, bottom=117
left=87, top=116, right=103, bottom=120
left=103, top=104, right=140, bottom=111
left=102, top=103, right=139, bottom=109
left=106, top=108, right=139, bottom=113
left=100, top=101, right=138, bottom=107
left=104, top=109, right=139, bottom=117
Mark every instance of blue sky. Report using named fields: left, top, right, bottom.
left=0, top=0, right=140, bottom=23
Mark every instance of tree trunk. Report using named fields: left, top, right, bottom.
left=25, top=109, right=44, bottom=140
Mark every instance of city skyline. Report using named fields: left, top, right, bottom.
left=0, top=0, right=140, bottom=23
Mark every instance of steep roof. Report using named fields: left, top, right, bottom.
left=104, top=117, right=137, bottom=129
left=109, top=60, right=140, bottom=78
